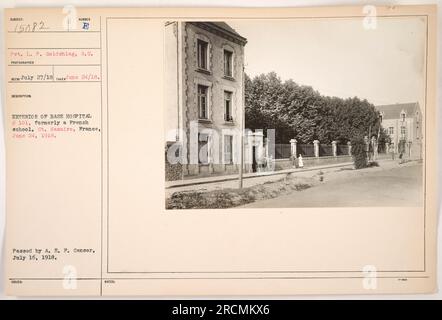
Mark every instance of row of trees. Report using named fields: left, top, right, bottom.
left=245, top=72, right=390, bottom=145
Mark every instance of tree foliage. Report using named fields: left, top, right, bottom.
left=245, top=72, right=389, bottom=144
left=350, top=136, right=368, bottom=169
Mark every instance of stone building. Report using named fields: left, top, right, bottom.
left=376, top=102, right=423, bottom=159
left=165, top=22, right=247, bottom=178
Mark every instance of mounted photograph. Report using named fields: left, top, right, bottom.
left=163, top=18, right=426, bottom=210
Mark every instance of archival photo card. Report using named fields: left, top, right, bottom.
left=3, top=5, right=437, bottom=296
left=164, top=17, right=426, bottom=210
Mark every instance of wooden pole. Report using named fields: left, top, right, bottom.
left=239, top=65, right=245, bottom=189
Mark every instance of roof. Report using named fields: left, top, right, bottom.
left=376, top=102, right=420, bottom=119
left=190, top=22, right=247, bottom=45
left=210, top=22, right=242, bottom=37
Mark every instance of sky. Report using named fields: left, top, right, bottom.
left=229, top=17, right=426, bottom=110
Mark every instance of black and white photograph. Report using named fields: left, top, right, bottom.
left=164, top=17, right=426, bottom=209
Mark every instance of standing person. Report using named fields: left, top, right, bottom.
left=371, top=136, right=378, bottom=161
left=398, top=140, right=405, bottom=164
left=364, top=135, right=370, bottom=162
left=390, top=143, right=395, bottom=160
left=368, top=137, right=374, bottom=162
left=298, top=154, right=304, bottom=168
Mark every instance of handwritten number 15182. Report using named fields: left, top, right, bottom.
left=14, top=21, right=48, bottom=33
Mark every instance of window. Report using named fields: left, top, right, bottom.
left=379, top=115, right=383, bottom=123
left=197, top=39, right=208, bottom=70
left=198, top=133, right=209, bottom=164
left=401, top=112, right=406, bottom=122
left=401, top=126, right=406, bottom=136
left=224, top=91, right=233, bottom=122
left=223, top=50, right=233, bottom=77
left=197, top=85, right=208, bottom=119
left=224, top=135, right=233, bottom=164
left=388, top=127, right=394, bottom=135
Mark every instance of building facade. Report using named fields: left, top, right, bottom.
left=165, top=22, right=247, bottom=178
left=376, top=102, right=423, bottom=159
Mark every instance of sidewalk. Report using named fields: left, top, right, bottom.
left=166, top=161, right=354, bottom=189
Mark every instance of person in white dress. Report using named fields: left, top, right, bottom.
left=298, top=154, right=304, bottom=168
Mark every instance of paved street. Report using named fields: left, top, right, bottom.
left=241, top=162, right=423, bottom=208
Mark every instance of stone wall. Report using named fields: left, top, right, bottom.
left=165, top=144, right=183, bottom=181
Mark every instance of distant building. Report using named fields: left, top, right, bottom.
left=376, top=102, right=423, bottom=159
left=164, top=21, right=247, bottom=178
